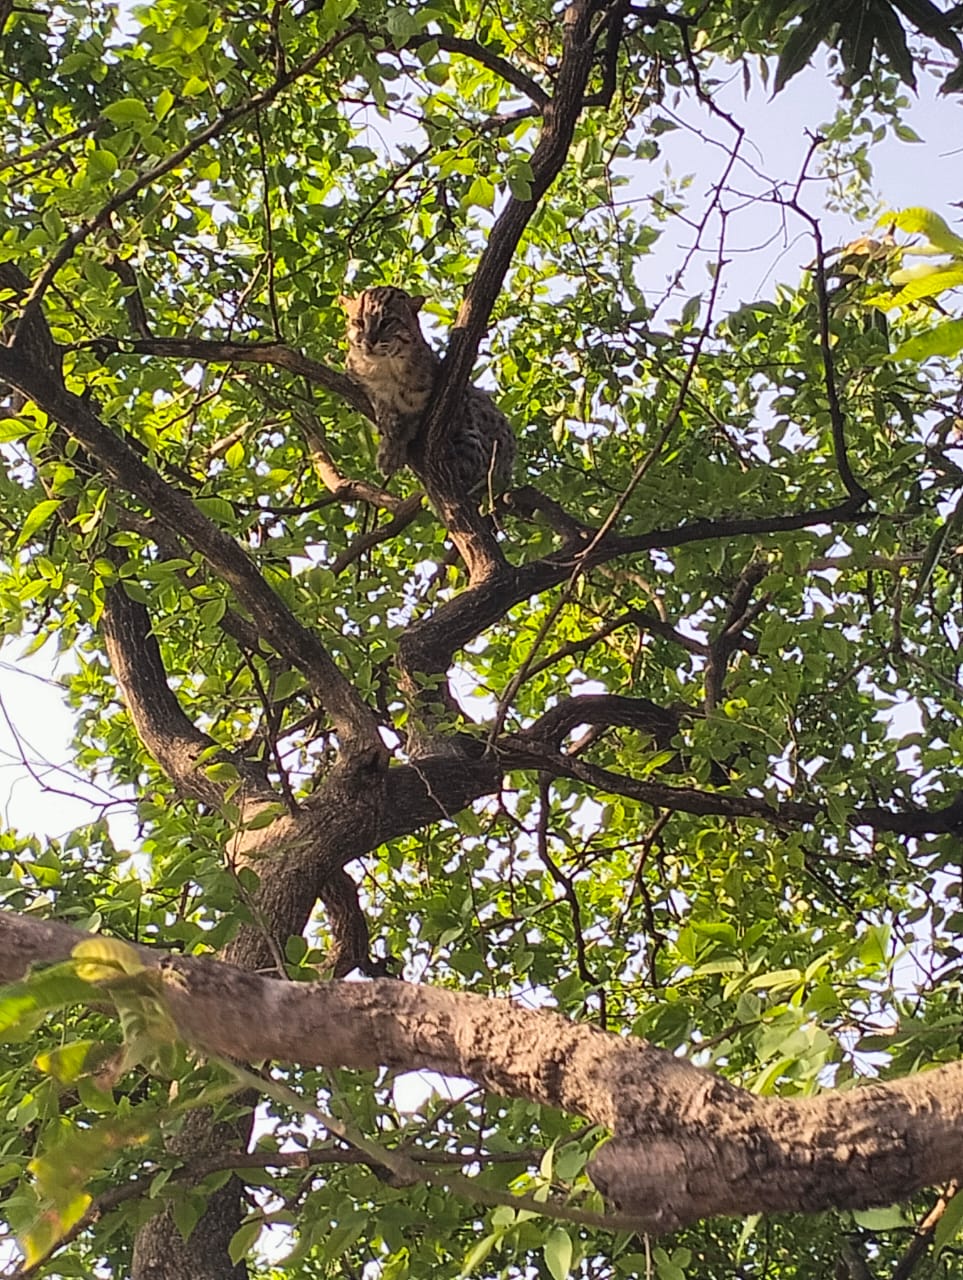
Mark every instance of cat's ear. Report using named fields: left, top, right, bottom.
left=339, top=294, right=360, bottom=315
left=408, top=294, right=426, bottom=313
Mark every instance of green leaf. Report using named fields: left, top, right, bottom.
left=228, top=1221, right=261, bottom=1265
left=102, top=98, right=151, bottom=124
left=543, top=1227, right=573, bottom=1280
left=0, top=970, right=95, bottom=1039
left=385, top=7, right=424, bottom=40
left=891, top=318, right=963, bottom=360
left=890, top=206, right=963, bottom=255
left=461, top=1233, right=498, bottom=1276
left=73, top=936, right=145, bottom=981
left=934, top=1188, right=963, bottom=1255
left=774, top=13, right=832, bottom=93
left=87, top=148, right=118, bottom=178
left=464, top=175, right=495, bottom=210
left=16, top=498, right=62, bottom=547
left=35, top=1040, right=101, bottom=1084
left=851, top=1205, right=911, bottom=1230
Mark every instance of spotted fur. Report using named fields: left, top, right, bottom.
left=342, top=286, right=515, bottom=493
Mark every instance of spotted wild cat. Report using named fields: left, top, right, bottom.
left=341, top=286, right=515, bottom=493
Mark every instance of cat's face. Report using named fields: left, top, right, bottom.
left=340, top=287, right=426, bottom=357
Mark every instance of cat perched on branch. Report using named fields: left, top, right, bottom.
left=341, top=286, right=516, bottom=495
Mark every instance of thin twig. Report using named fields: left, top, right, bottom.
left=11, top=26, right=362, bottom=337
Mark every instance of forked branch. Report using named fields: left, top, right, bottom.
left=0, top=347, right=384, bottom=762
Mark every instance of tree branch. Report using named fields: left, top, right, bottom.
left=11, top=26, right=363, bottom=336
left=100, top=581, right=272, bottom=808
left=6, top=908, right=963, bottom=1234
left=90, top=334, right=372, bottom=418
left=397, top=494, right=867, bottom=707
left=427, top=1, right=601, bottom=423
left=501, top=737, right=963, bottom=837
left=0, top=347, right=385, bottom=762
left=787, top=192, right=870, bottom=505
left=401, top=33, right=550, bottom=109
left=525, top=693, right=681, bottom=751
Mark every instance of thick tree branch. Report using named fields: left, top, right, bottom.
left=100, top=582, right=272, bottom=807
left=406, top=0, right=602, bottom=578
left=5, top=908, right=963, bottom=1234
left=0, top=347, right=384, bottom=762
left=429, top=1, right=602, bottom=416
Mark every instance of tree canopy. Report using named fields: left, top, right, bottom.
left=3, top=2, right=963, bottom=1278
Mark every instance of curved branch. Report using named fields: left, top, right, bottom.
left=525, top=693, right=681, bottom=751
left=100, top=582, right=271, bottom=807
left=5, top=908, right=963, bottom=1234
left=786, top=196, right=869, bottom=504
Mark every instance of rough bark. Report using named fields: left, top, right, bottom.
left=4, top=908, right=963, bottom=1235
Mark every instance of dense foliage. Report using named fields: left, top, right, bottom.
left=3, top=1, right=963, bottom=1277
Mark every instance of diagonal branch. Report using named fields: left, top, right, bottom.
left=426, top=0, right=603, bottom=435
left=787, top=193, right=870, bottom=504
left=402, top=33, right=551, bottom=108
left=100, top=581, right=273, bottom=808
left=704, top=559, right=769, bottom=710
left=0, top=347, right=385, bottom=762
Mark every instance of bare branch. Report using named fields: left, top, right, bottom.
left=786, top=187, right=870, bottom=505
left=330, top=496, right=424, bottom=575
left=298, top=412, right=416, bottom=511
left=892, top=1181, right=961, bottom=1280
left=105, top=256, right=152, bottom=339
left=0, top=117, right=103, bottom=175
